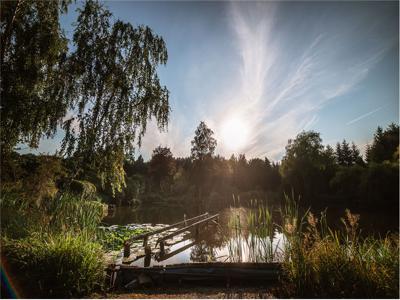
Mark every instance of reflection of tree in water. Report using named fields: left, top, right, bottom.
left=196, top=223, right=225, bottom=248
left=190, top=241, right=216, bottom=262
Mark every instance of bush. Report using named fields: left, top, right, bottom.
left=69, top=179, right=98, bottom=201
left=2, top=233, right=105, bottom=298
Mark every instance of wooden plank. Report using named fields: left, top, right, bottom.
left=129, top=212, right=209, bottom=243
left=157, top=214, right=219, bottom=243
left=112, top=262, right=282, bottom=287
left=156, top=241, right=196, bottom=262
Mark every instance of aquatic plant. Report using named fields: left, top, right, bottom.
left=98, top=225, right=148, bottom=251
left=225, top=197, right=281, bottom=263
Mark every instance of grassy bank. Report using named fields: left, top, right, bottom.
left=1, top=190, right=107, bottom=298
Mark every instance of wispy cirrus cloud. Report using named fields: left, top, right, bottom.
left=208, top=1, right=393, bottom=160
left=137, top=1, right=396, bottom=161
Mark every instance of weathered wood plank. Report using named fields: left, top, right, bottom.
left=129, top=212, right=209, bottom=243
left=157, top=213, right=219, bottom=243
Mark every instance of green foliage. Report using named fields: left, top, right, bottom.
left=281, top=131, right=333, bottom=199
left=70, top=179, right=98, bottom=200
left=359, top=162, right=399, bottom=208
left=148, top=146, right=176, bottom=191
left=1, top=153, right=66, bottom=207
left=367, top=123, right=399, bottom=163
left=61, top=0, right=169, bottom=193
left=191, top=121, right=217, bottom=160
left=49, top=193, right=105, bottom=233
left=1, top=0, right=71, bottom=152
left=330, top=165, right=364, bottom=199
left=2, top=233, right=105, bottom=298
left=2, top=0, right=170, bottom=191
left=1, top=190, right=106, bottom=297
left=98, top=225, right=147, bottom=251
left=335, top=140, right=363, bottom=166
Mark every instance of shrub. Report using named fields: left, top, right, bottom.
left=69, top=179, right=97, bottom=201
left=2, top=233, right=105, bottom=298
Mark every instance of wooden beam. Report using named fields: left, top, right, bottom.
left=157, top=241, right=196, bottom=262
left=129, top=212, right=209, bottom=243
left=157, top=214, right=219, bottom=245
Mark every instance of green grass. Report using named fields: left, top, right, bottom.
left=1, top=191, right=107, bottom=297
left=2, top=233, right=105, bottom=298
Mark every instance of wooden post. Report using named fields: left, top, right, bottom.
left=184, top=214, right=187, bottom=226
left=123, top=241, right=130, bottom=258
left=195, top=224, right=200, bottom=237
left=160, top=241, right=165, bottom=256
left=143, top=236, right=148, bottom=247
left=144, top=245, right=151, bottom=267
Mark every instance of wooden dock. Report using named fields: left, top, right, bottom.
left=122, top=212, right=219, bottom=260
left=108, top=262, right=282, bottom=289
left=107, top=213, right=282, bottom=290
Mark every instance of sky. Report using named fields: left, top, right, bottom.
left=23, top=0, right=399, bottom=161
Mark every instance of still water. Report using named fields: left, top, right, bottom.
left=102, top=206, right=286, bottom=267
left=102, top=205, right=398, bottom=267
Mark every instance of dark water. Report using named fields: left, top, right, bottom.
left=103, top=204, right=398, bottom=235
left=102, top=204, right=398, bottom=267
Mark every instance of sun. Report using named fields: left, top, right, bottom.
left=220, top=117, right=249, bottom=151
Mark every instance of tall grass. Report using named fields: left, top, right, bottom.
left=1, top=190, right=107, bottom=297
left=279, top=194, right=399, bottom=298
left=226, top=197, right=281, bottom=263
left=226, top=193, right=399, bottom=297
left=2, top=233, right=105, bottom=298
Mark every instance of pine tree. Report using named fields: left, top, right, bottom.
left=351, top=142, right=363, bottom=165
left=190, top=121, right=217, bottom=160
left=335, top=142, right=343, bottom=165
left=341, top=139, right=352, bottom=166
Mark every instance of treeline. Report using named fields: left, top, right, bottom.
left=117, top=122, right=399, bottom=211
left=3, top=123, right=397, bottom=213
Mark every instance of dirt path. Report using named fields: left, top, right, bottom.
left=92, top=286, right=277, bottom=299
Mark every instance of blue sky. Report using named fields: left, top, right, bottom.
left=25, top=1, right=399, bottom=161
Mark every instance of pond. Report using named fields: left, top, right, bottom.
left=102, top=206, right=286, bottom=267
left=101, top=204, right=398, bottom=267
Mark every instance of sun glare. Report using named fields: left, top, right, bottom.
left=220, top=117, right=249, bottom=151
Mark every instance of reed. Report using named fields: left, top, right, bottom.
left=279, top=194, right=399, bottom=298
left=225, top=196, right=280, bottom=263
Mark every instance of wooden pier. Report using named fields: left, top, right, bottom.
left=123, top=212, right=219, bottom=260
left=107, top=213, right=283, bottom=291
left=108, top=262, right=282, bottom=289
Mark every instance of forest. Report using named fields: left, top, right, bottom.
left=1, top=0, right=398, bottom=298
left=2, top=122, right=399, bottom=215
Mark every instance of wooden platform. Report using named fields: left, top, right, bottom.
left=108, top=262, right=282, bottom=289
